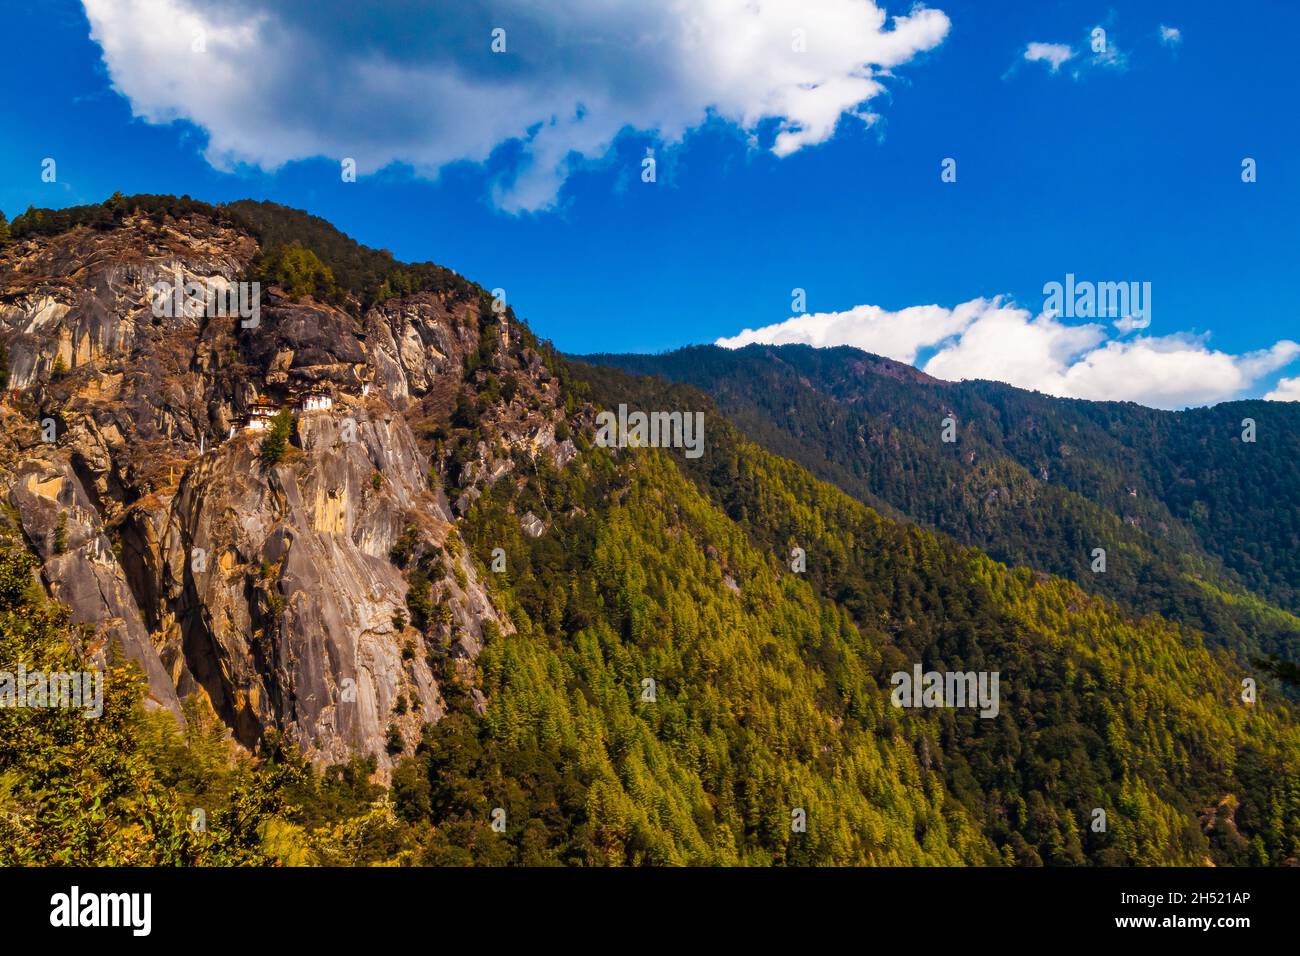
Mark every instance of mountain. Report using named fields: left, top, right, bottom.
left=1, top=197, right=1297, bottom=866
left=579, top=345, right=1300, bottom=675
left=0, top=194, right=547, bottom=766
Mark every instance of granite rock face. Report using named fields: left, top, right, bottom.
left=8, top=448, right=183, bottom=719
left=0, top=212, right=563, bottom=769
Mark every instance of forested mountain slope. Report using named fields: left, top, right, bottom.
left=579, top=346, right=1300, bottom=675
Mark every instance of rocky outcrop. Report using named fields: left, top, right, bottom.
left=9, top=449, right=183, bottom=719
left=0, top=210, right=560, bottom=770
left=160, top=409, right=447, bottom=763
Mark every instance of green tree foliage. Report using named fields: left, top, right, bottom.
left=580, top=347, right=1300, bottom=672
left=52, top=512, right=67, bottom=555
left=551, top=364, right=1300, bottom=868
left=259, top=409, right=295, bottom=466
left=8, top=193, right=226, bottom=239
left=0, top=546, right=306, bottom=864
left=224, top=199, right=491, bottom=315
left=405, top=569, right=433, bottom=632
left=256, top=242, right=338, bottom=301
left=404, top=364, right=1300, bottom=866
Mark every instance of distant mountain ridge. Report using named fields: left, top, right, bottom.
left=578, top=344, right=1300, bottom=673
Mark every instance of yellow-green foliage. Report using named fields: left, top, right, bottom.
left=258, top=242, right=337, bottom=301
left=446, top=405, right=1300, bottom=866
left=467, top=451, right=988, bottom=864
left=0, top=546, right=306, bottom=864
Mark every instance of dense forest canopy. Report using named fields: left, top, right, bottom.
left=580, top=346, right=1300, bottom=680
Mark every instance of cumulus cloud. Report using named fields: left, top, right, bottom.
left=715, top=300, right=987, bottom=364
left=1265, top=376, right=1300, bottom=402
left=1023, top=42, right=1075, bottom=73
left=81, top=0, right=950, bottom=213
left=1159, top=25, right=1182, bottom=47
left=715, top=298, right=1300, bottom=409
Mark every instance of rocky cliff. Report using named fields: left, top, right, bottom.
left=0, top=207, right=573, bottom=769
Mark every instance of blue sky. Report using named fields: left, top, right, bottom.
left=1, top=0, right=1297, bottom=407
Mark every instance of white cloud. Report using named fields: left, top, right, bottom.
left=82, top=0, right=951, bottom=213
left=716, top=298, right=1300, bottom=409
left=1265, top=376, right=1300, bottom=402
left=1050, top=337, right=1298, bottom=409
left=1088, top=26, right=1128, bottom=71
left=923, top=305, right=1107, bottom=395
left=1023, top=42, right=1075, bottom=73
left=1018, top=22, right=1137, bottom=80
left=715, top=299, right=987, bottom=363
left=1159, top=25, right=1182, bottom=47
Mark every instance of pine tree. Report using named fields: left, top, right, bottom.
left=259, top=409, right=294, bottom=466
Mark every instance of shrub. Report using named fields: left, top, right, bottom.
left=389, top=524, right=420, bottom=568
left=53, top=513, right=68, bottom=555
left=385, top=723, right=405, bottom=755
left=406, top=570, right=432, bottom=632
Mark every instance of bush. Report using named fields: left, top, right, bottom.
left=8, top=193, right=224, bottom=240
left=53, top=513, right=68, bottom=555
left=385, top=723, right=405, bottom=755
left=266, top=589, right=286, bottom=618
left=389, top=524, right=420, bottom=568
left=451, top=390, right=481, bottom=429
left=405, top=570, right=433, bottom=632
